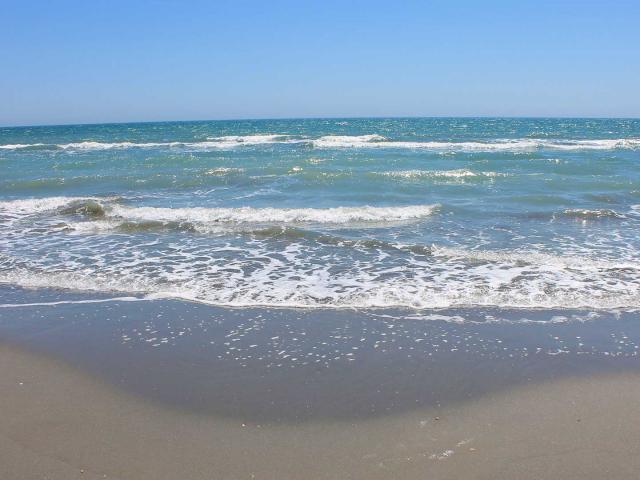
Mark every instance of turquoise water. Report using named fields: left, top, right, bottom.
left=1, top=118, right=639, bottom=314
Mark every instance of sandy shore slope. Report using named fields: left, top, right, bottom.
left=2, top=343, right=639, bottom=480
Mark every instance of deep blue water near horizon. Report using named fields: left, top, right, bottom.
left=1, top=117, right=639, bottom=320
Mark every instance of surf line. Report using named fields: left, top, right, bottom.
left=0, top=296, right=145, bottom=308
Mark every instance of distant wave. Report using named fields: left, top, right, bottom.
left=0, top=143, right=48, bottom=150
left=0, top=135, right=300, bottom=151
left=311, top=135, right=640, bottom=151
left=2, top=135, right=640, bottom=152
left=375, top=169, right=510, bottom=179
left=204, top=167, right=246, bottom=176
left=310, top=134, right=387, bottom=147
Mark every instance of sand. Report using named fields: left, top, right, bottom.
left=2, top=342, right=640, bottom=480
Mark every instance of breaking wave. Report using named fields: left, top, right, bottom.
left=562, top=208, right=627, bottom=220
left=2, top=135, right=640, bottom=152
left=375, top=169, right=510, bottom=179
left=103, top=204, right=439, bottom=225
left=311, top=136, right=640, bottom=151
left=0, top=196, right=108, bottom=218
left=0, top=196, right=440, bottom=231
left=0, top=135, right=300, bottom=151
left=1, top=241, right=639, bottom=310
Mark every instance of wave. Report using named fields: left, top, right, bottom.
left=0, top=143, right=48, bottom=150
left=376, top=169, right=509, bottom=179
left=66, top=223, right=437, bottom=255
left=0, top=196, right=106, bottom=217
left=204, top=167, right=245, bottom=176
left=204, top=134, right=295, bottom=145
left=562, top=208, right=627, bottom=220
left=311, top=136, right=640, bottom=151
left=2, top=135, right=640, bottom=152
left=0, top=135, right=300, bottom=152
left=98, top=203, right=440, bottom=227
left=310, top=134, right=387, bottom=147
left=2, top=243, right=639, bottom=310
left=431, top=245, right=638, bottom=271
left=0, top=196, right=439, bottom=231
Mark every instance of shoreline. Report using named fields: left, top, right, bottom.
left=2, top=286, right=640, bottom=478
left=1, top=286, right=639, bottom=422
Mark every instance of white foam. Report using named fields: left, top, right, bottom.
left=2, top=240, right=639, bottom=311
left=208, top=134, right=294, bottom=145
left=0, top=197, right=439, bottom=233
left=547, top=139, right=640, bottom=150
left=0, top=196, right=100, bottom=216
left=311, top=136, right=640, bottom=151
left=377, top=169, right=509, bottom=179
left=105, top=204, right=440, bottom=225
left=59, top=141, right=160, bottom=150
left=431, top=245, right=639, bottom=271
left=0, top=143, right=47, bottom=149
left=311, top=134, right=388, bottom=147
left=2, top=136, right=639, bottom=151
left=563, top=208, right=626, bottom=219
left=204, top=167, right=245, bottom=175
left=0, top=296, right=143, bottom=308
left=0, top=135, right=298, bottom=151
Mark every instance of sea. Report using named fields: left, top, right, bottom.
left=1, top=117, right=639, bottom=321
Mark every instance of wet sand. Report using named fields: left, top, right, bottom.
left=1, top=286, right=640, bottom=478
left=3, top=343, right=640, bottom=479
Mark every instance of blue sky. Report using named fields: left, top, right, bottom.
left=1, top=0, right=639, bottom=126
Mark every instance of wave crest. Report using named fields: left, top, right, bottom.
left=103, top=204, right=440, bottom=226
left=0, top=196, right=105, bottom=217
left=0, top=197, right=439, bottom=230
left=376, top=169, right=509, bottom=179
left=562, top=208, right=626, bottom=220
left=3, top=135, right=639, bottom=152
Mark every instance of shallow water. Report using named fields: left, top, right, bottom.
left=1, top=118, right=639, bottom=314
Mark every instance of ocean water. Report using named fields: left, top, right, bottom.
left=1, top=118, right=639, bottom=316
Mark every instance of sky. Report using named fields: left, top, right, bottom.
left=1, top=0, right=639, bottom=126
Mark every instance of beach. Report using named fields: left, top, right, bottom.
left=1, top=287, right=640, bottom=479
left=3, top=0, right=640, bottom=472
left=1, top=117, right=639, bottom=478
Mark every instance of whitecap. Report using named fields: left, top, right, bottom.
left=104, top=204, right=440, bottom=225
